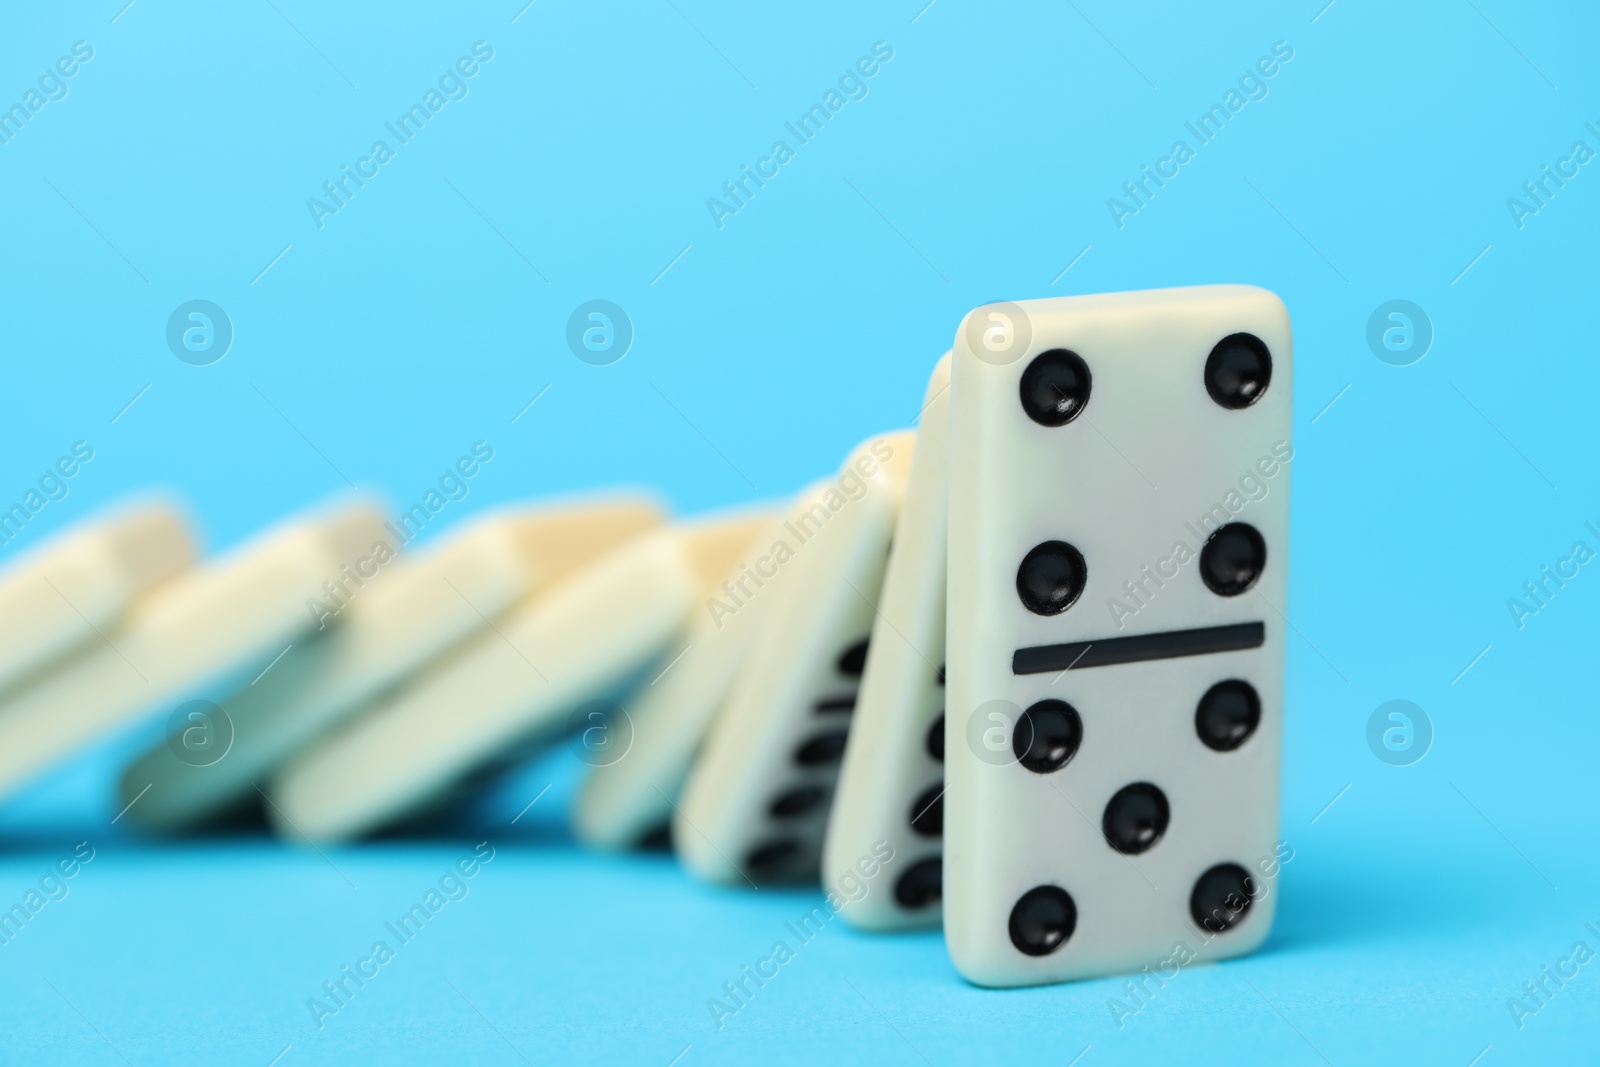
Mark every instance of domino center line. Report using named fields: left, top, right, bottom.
left=1012, top=622, right=1265, bottom=675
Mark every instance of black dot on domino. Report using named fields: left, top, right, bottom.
left=794, top=730, right=848, bottom=766
left=894, top=858, right=942, bottom=909
left=1102, top=782, right=1170, bottom=855
left=909, top=784, right=943, bottom=837
left=1199, top=523, right=1265, bottom=596
left=1016, top=541, right=1087, bottom=615
left=1009, top=885, right=1077, bottom=956
left=1195, top=680, right=1261, bottom=751
left=746, top=839, right=799, bottom=872
left=1204, top=333, right=1272, bottom=409
left=1019, top=350, right=1092, bottom=427
left=926, top=713, right=944, bottom=761
left=1190, top=862, right=1256, bottom=933
left=636, top=822, right=672, bottom=851
left=836, top=639, right=869, bottom=676
left=769, top=786, right=826, bottom=818
left=1014, top=699, right=1082, bottom=774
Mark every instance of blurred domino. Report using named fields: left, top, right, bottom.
left=571, top=503, right=790, bottom=850
left=945, top=286, right=1291, bottom=986
left=0, top=501, right=195, bottom=694
left=0, top=499, right=390, bottom=802
left=825, top=356, right=950, bottom=926
left=265, top=515, right=767, bottom=842
left=119, top=497, right=664, bottom=831
left=675, top=432, right=914, bottom=886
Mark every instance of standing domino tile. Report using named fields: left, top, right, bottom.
left=676, top=432, right=914, bottom=887
left=571, top=504, right=786, bottom=851
left=946, top=286, right=1292, bottom=987
left=265, top=515, right=767, bottom=842
left=825, top=357, right=950, bottom=927
left=119, top=497, right=663, bottom=831
left=0, top=499, right=390, bottom=803
left=0, top=501, right=195, bottom=695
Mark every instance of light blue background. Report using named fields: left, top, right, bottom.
left=1, top=0, right=1597, bottom=1062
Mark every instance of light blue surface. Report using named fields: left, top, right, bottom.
left=1, top=0, right=1598, bottom=1062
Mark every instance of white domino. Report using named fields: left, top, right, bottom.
left=825, top=357, right=950, bottom=927
left=675, top=432, right=914, bottom=886
left=265, top=515, right=767, bottom=842
left=571, top=504, right=786, bottom=851
left=946, top=286, right=1292, bottom=986
left=0, top=501, right=194, bottom=695
left=0, top=499, right=390, bottom=803
left=119, top=497, right=664, bottom=831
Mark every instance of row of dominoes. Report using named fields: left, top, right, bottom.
left=0, top=285, right=1291, bottom=988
